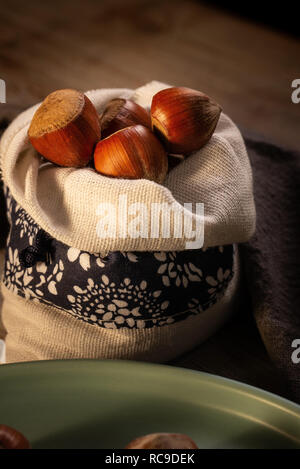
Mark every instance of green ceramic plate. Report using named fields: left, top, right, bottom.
left=0, top=359, right=299, bottom=449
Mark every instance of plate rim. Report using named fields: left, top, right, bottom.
left=1, top=358, right=299, bottom=414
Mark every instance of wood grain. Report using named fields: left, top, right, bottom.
left=0, top=0, right=299, bottom=149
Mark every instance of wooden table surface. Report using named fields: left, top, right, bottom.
left=1, top=0, right=300, bottom=148
left=0, top=0, right=298, bottom=400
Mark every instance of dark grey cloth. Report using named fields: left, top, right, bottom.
left=240, top=135, right=300, bottom=403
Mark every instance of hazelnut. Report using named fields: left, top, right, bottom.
left=151, top=86, right=222, bottom=155
left=100, top=98, right=151, bottom=139
left=94, top=125, right=168, bottom=184
left=28, top=89, right=100, bottom=167
left=125, top=432, right=198, bottom=449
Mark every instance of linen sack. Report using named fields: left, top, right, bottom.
left=0, top=81, right=256, bottom=364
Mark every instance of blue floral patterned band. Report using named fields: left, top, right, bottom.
left=3, top=187, right=234, bottom=329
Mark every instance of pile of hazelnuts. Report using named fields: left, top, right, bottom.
left=28, top=87, right=222, bottom=184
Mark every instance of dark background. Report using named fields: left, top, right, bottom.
left=209, top=1, right=299, bottom=37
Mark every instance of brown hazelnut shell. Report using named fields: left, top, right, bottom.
left=0, top=424, right=31, bottom=449
left=100, top=98, right=151, bottom=139
left=151, top=86, right=222, bottom=155
left=94, top=124, right=168, bottom=184
left=125, top=432, right=198, bottom=449
left=28, top=89, right=101, bottom=168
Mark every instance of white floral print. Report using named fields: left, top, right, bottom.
left=67, top=247, right=107, bottom=270
left=154, top=251, right=203, bottom=288
left=121, top=252, right=139, bottom=263
left=187, top=298, right=204, bottom=315
left=4, top=246, right=64, bottom=299
left=67, top=275, right=169, bottom=328
left=15, top=205, right=39, bottom=245
left=206, top=267, right=232, bottom=301
left=4, top=247, right=23, bottom=294
left=34, top=259, right=64, bottom=295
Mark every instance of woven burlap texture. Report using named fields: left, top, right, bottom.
left=0, top=81, right=256, bottom=254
